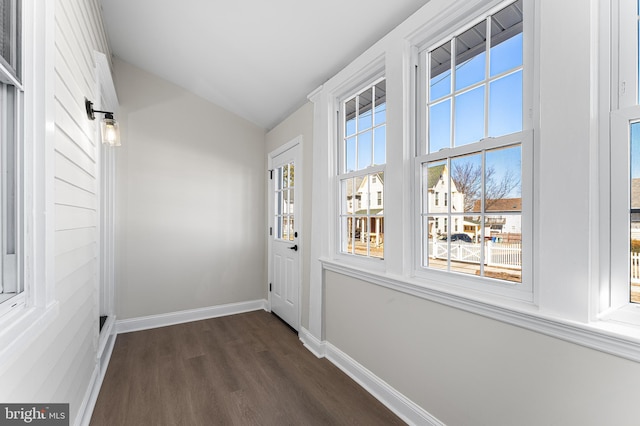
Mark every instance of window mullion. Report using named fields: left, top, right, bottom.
left=450, top=38, right=456, bottom=150
left=479, top=149, right=486, bottom=276
left=484, top=16, right=491, bottom=139
left=0, top=84, right=4, bottom=295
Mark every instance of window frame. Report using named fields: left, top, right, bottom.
left=335, top=73, right=387, bottom=264
left=413, top=0, right=535, bottom=302
left=0, top=0, right=56, bottom=363
left=0, top=0, right=23, bottom=315
left=604, top=0, right=640, bottom=325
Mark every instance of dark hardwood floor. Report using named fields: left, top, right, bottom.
left=90, top=310, right=405, bottom=426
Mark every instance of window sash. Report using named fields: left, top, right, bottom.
left=414, top=129, right=533, bottom=297
left=0, top=0, right=20, bottom=85
left=418, top=0, right=532, bottom=157
left=0, top=0, right=21, bottom=308
left=339, top=77, right=386, bottom=175
left=610, top=107, right=640, bottom=310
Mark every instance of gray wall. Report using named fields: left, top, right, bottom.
left=113, top=58, right=266, bottom=319
left=325, top=271, right=640, bottom=426
left=265, top=102, right=314, bottom=329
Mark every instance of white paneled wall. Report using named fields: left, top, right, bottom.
left=0, top=1, right=111, bottom=424
left=53, top=0, right=110, bottom=421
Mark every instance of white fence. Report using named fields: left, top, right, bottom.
left=429, top=241, right=522, bottom=269
left=632, top=252, right=640, bottom=284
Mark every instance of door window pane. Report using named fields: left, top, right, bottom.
left=274, top=162, right=295, bottom=242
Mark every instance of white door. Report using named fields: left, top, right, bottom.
left=269, top=141, right=301, bottom=331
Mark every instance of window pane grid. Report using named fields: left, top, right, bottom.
left=339, top=78, right=386, bottom=260
left=340, top=173, right=384, bottom=259
left=343, top=79, right=386, bottom=173
left=274, top=162, right=295, bottom=242
left=421, top=143, right=522, bottom=283
left=427, top=0, right=523, bottom=154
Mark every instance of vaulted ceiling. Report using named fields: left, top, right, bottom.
left=99, top=0, right=431, bottom=130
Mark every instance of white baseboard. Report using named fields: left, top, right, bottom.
left=325, top=342, right=444, bottom=426
left=299, top=327, right=326, bottom=358
left=77, top=326, right=117, bottom=426
left=115, top=299, right=268, bottom=334
left=75, top=366, right=99, bottom=426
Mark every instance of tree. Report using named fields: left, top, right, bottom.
left=451, top=161, right=520, bottom=211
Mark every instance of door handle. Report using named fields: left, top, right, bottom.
left=288, top=245, right=298, bottom=251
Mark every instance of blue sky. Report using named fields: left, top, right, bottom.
left=429, top=33, right=523, bottom=151
left=429, top=31, right=523, bottom=195
left=632, top=122, right=640, bottom=179
left=345, top=103, right=386, bottom=172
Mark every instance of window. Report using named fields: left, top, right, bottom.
left=0, top=0, right=56, bottom=361
left=610, top=0, right=640, bottom=310
left=0, top=0, right=22, bottom=312
left=274, top=162, right=295, bottom=242
left=418, top=0, right=530, bottom=287
left=339, top=78, right=386, bottom=259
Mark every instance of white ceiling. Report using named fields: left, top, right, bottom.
left=99, top=0, right=431, bottom=130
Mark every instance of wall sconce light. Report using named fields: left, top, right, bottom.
left=85, top=98, right=121, bottom=146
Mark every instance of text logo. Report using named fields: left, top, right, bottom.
left=0, top=404, right=68, bottom=425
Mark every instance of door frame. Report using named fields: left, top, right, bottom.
left=267, top=135, right=303, bottom=331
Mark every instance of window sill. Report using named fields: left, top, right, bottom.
left=596, top=304, right=640, bottom=339
left=320, top=258, right=640, bottom=363
left=0, top=301, right=59, bottom=370
left=331, top=252, right=386, bottom=273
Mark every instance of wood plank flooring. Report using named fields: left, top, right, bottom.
left=90, top=311, right=405, bottom=425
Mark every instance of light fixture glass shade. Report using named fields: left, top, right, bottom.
left=100, top=117, right=120, bottom=146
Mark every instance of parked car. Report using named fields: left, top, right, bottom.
left=439, top=233, right=472, bottom=243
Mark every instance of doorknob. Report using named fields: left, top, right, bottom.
left=288, top=245, right=298, bottom=251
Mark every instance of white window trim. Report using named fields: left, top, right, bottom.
left=0, top=0, right=57, bottom=367
left=306, top=0, right=640, bottom=364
